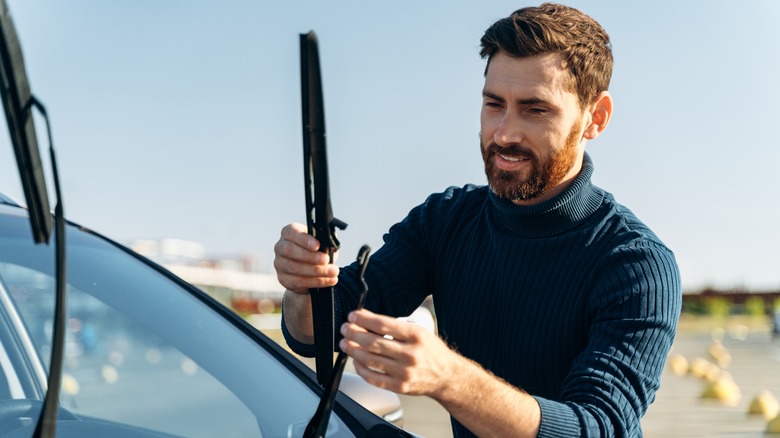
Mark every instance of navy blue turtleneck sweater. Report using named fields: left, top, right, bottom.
left=283, top=154, right=681, bottom=437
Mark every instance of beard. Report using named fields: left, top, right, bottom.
left=481, top=120, right=582, bottom=201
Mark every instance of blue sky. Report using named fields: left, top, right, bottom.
left=1, top=1, right=779, bottom=291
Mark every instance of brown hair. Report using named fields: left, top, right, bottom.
left=480, top=3, right=613, bottom=108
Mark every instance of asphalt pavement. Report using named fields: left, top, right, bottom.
left=259, top=315, right=780, bottom=437
left=387, top=320, right=780, bottom=438
left=641, top=322, right=780, bottom=437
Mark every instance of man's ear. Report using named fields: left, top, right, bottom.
left=583, top=91, right=612, bottom=140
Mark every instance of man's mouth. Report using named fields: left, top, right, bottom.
left=482, top=141, right=536, bottom=172
left=498, top=154, right=528, bottom=162
left=493, top=149, right=533, bottom=171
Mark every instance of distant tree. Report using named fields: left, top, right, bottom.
left=705, top=297, right=731, bottom=318
left=744, top=297, right=766, bottom=317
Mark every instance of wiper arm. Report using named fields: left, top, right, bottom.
left=0, top=2, right=67, bottom=436
left=28, top=97, right=66, bottom=438
left=304, top=245, right=371, bottom=438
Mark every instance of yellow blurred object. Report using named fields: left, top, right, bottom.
left=767, top=414, right=780, bottom=434
left=689, top=357, right=719, bottom=381
left=703, top=364, right=722, bottom=383
left=700, top=371, right=741, bottom=406
left=727, top=324, right=749, bottom=341
left=101, top=365, right=119, bottom=384
left=61, top=373, right=80, bottom=396
left=668, top=353, right=688, bottom=376
left=708, top=340, right=732, bottom=368
left=748, top=390, right=780, bottom=420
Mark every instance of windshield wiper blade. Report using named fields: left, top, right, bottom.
left=300, top=30, right=347, bottom=386
left=0, top=0, right=51, bottom=242
left=0, top=2, right=67, bottom=437
left=304, top=245, right=371, bottom=438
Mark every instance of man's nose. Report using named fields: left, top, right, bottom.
left=493, top=115, right=524, bottom=147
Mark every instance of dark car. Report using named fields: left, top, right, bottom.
left=0, top=196, right=410, bottom=437
left=0, top=0, right=413, bottom=434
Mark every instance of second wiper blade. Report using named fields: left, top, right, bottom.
left=304, top=245, right=371, bottom=438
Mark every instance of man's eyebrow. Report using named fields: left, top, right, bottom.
left=482, top=90, right=551, bottom=106
left=482, top=90, right=505, bottom=102
left=516, top=97, right=549, bottom=106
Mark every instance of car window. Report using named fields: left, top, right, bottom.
left=0, top=210, right=354, bottom=437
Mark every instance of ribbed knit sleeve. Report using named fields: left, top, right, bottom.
left=535, top=238, right=681, bottom=437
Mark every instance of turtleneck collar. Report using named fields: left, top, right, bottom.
left=488, top=152, right=604, bottom=238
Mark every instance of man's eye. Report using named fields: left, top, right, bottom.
left=529, top=108, right=548, bottom=115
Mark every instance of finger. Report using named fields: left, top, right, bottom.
left=348, top=309, right=418, bottom=342
left=273, top=241, right=337, bottom=275
left=274, top=224, right=340, bottom=270
left=278, top=224, right=342, bottom=261
left=342, top=337, right=397, bottom=375
left=277, top=271, right=339, bottom=293
left=348, top=332, right=443, bottom=396
left=280, top=223, right=320, bottom=251
left=352, top=357, right=408, bottom=394
left=275, top=226, right=327, bottom=263
left=274, top=258, right=339, bottom=291
left=340, top=322, right=401, bottom=357
left=273, top=224, right=340, bottom=292
left=274, top=239, right=329, bottom=269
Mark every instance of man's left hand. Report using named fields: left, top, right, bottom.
left=339, top=308, right=456, bottom=398
left=340, top=308, right=541, bottom=437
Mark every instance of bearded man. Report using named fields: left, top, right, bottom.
left=274, top=3, right=681, bottom=437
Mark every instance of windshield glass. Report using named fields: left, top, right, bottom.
left=0, top=207, right=353, bottom=437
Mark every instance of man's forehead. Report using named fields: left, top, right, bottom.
left=483, top=52, right=573, bottom=101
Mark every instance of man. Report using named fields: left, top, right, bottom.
left=275, top=3, right=681, bottom=437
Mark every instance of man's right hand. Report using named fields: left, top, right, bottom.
left=273, top=223, right=340, bottom=295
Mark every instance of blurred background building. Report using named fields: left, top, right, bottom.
left=130, top=238, right=284, bottom=315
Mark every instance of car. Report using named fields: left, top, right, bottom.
left=0, top=195, right=411, bottom=437
left=0, top=0, right=415, bottom=435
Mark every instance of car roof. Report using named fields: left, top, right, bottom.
left=0, top=193, right=22, bottom=207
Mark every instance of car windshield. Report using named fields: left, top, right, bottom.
left=0, top=206, right=353, bottom=437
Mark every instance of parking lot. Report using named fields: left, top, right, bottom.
left=642, top=322, right=780, bottom=437
left=261, top=316, right=780, bottom=437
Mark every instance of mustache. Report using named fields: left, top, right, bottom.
left=484, top=142, right=536, bottom=160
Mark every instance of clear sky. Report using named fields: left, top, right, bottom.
left=1, top=1, right=779, bottom=291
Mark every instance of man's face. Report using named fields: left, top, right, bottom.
left=480, top=52, right=588, bottom=204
